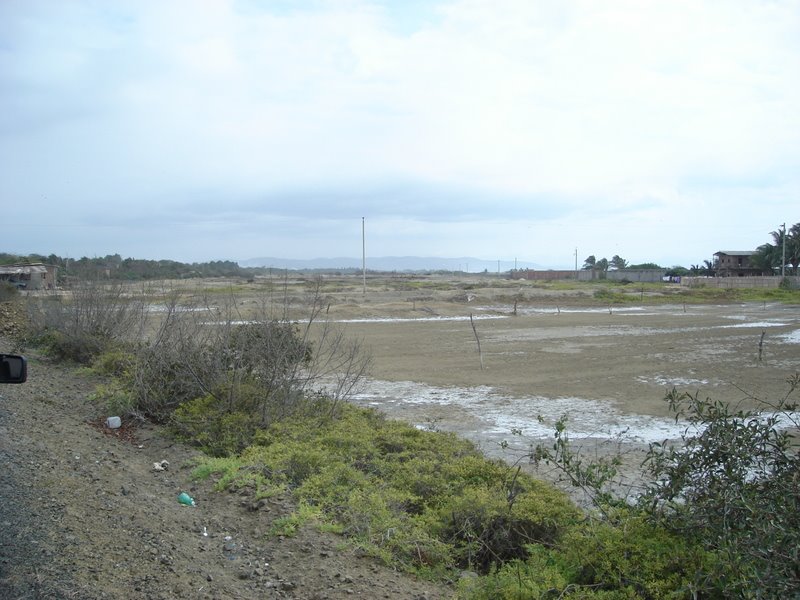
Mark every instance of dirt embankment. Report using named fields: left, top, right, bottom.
left=0, top=337, right=450, bottom=600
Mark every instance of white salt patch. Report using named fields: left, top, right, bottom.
left=636, top=375, right=712, bottom=387
left=333, top=315, right=508, bottom=324
left=719, top=321, right=788, bottom=329
left=349, top=379, right=798, bottom=451
left=779, top=329, right=800, bottom=344
left=351, top=379, right=688, bottom=444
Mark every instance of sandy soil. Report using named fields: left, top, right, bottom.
left=339, top=300, right=800, bottom=412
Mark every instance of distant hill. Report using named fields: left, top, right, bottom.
left=239, top=256, right=545, bottom=273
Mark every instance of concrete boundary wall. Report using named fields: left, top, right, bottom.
left=513, top=269, right=665, bottom=282
left=681, top=276, right=800, bottom=289
left=604, top=269, right=665, bottom=283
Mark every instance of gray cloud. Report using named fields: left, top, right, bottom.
left=1, top=0, right=797, bottom=266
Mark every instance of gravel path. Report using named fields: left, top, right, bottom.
left=0, top=339, right=450, bottom=600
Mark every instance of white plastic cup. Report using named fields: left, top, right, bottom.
left=106, top=416, right=122, bottom=429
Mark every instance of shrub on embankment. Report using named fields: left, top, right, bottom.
left=190, top=403, right=718, bottom=597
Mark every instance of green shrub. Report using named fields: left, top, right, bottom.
left=341, top=487, right=452, bottom=570
left=90, top=348, right=135, bottom=377
left=457, top=546, right=571, bottom=599
left=640, top=381, right=800, bottom=597
left=421, top=482, right=578, bottom=574
left=90, top=380, right=137, bottom=417
left=295, top=463, right=371, bottom=511
left=29, top=327, right=109, bottom=363
left=0, top=282, right=19, bottom=302
left=592, top=288, right=627, bottom=304
left=131, top=347, right=215, bottom=420
left=528, top=376, right=800, bottom=598
left=270, top=501, right=323, bottom=536
left=462, top=513, right=715, bottom=599
left=125, top=294, right=368, bottom=429
left=195, top=403, right=578, bottom=576
left=172, top=392, right=263, bottom=457
left=559, top=513, right=716, bottom=598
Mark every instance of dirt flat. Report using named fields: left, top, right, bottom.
left=336, top=301, right=800, bottom=417
left=203, top=274, right=800, bottom=473
left=308, top=287, right=800, bottom=500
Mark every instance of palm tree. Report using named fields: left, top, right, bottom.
left=770, top=228, right=786, bottom=274
left=751, top=243, right=781, bottom=275
left=770, top=223, right=800, bottom=275
left=610, top=255, right=628, bottom=270
left=787, top=222, right=800, bottom=275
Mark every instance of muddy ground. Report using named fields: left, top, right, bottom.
left=1, top=277, right=799, bottom=598
left=301, top=279, right=800, bottom=497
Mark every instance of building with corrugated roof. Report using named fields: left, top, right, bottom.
left=0, top=263, right=58, bottom=290
left=713, top=251, right=762, bottom=277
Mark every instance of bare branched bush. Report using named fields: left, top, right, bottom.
left=292, top=279, right=372, bottom=418
left=25, top=281, right=147, bottom=363
left=23, top=277, right=370, bottom=453
left=130, top=284, right=370, bottom=452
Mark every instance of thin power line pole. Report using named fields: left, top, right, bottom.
left=362, top=217, right=366, bottom=296
left=782, top=222, right=786, bottom=277
left=574, top=247, right=578, bottom=280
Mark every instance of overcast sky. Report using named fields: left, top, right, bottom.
left=2, top=0, right=798, bottom=268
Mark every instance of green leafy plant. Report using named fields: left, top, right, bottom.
left=640, top=376, right=800, bottom=597
left=0, top=281, right=20, bottom=302
left=192, top=403, right=580, bottom=577
left=532, top=416, right=626, bottom=513
left=525, top=375, right=800, bottom=598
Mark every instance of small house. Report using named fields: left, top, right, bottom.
left=713, top=251, right=761, bottom=277
left=0, top=263, right=58, bottom=290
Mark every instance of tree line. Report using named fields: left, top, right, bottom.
left=581, top=254, right=662, bottom=272
left=0, top=253, right=254, bottom=282
left=5, top=220, right=798, bottom=283
left=582, top=220, right=800, bottom=277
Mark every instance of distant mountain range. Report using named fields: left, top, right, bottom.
left=240, top=256, right=547, bottom=273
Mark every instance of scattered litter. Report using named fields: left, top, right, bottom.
left=152, top=460, right=169, bottom=471
left=202, top=526, right=208, bottom=537
left=105, top=416, right=121, bottom=429
left=223, top=536, right=238, bottom=560
left=177, top=492, right=196, bottom=506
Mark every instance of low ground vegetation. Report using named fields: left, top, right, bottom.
left=10, top=277, right=800, bottom=598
